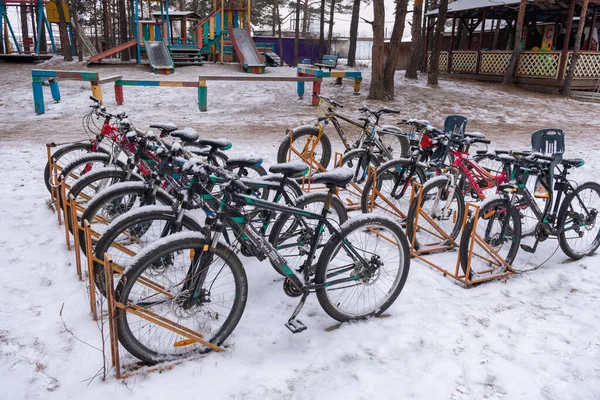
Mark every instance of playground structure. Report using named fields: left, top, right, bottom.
left=85, top=0, right=270, bottom=74
left=0, top=0, right=66, bottom=61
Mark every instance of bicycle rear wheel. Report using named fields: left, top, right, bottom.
left=115, top=233, right=248, bottom=364
left=315, top=215, right=410, bottom=322
left=558, top=182, right=600, bottom=260
left=277, top=125, right=332, bottom=170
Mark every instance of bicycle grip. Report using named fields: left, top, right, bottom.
left=474, top=139, right=491, bottom=144
left=90, top=96, right=101, bottom=103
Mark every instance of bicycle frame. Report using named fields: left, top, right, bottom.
left=451, top=149, right=510, bottom=200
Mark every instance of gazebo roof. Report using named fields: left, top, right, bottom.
left=428, top=0, right=520, bottom=15
left=427, top=0, right=600, bottom=18
left=152, top=11, right=202, bottom=20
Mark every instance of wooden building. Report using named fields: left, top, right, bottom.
left=426, top=0, right=600, bottom=91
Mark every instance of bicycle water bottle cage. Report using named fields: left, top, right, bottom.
left=530, top=128, right=565, bottom=190
left=443, top=115, right=468, bottom=138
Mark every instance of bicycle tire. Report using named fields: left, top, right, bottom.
left=115, top=232, right=248, bottom=364
left=79, top=182, right=175, bottom=249
left=360, top=158, right=427, bottom=218
left=268, top=191, right=348, bottom=276
left=44, top=141, right=108, bottom=193
left=315, top=215, right=410, bottom=322
left=405, top=175, right=465, bottom=250
left=277, top=125, right=332, bottom=170
left=379, top=125, right=411, bottom=159
left=92, top=206, right=202, bottom=296
left=557, top=181, right=600, bottom=260
left=459, top=196, right=521, bottom=280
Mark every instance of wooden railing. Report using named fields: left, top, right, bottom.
left=425, top=50, right=600, bottom=80
left=479, top=51, right=511, bottom=75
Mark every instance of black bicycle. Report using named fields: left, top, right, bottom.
left=114, top=165, right=410, bottom=364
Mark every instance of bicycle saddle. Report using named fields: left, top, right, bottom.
left=561, top=158, right=584, bottom=168
left=196, top=138, right=232, bottom=150
left=149, top=123, right=178, bottom=135
left=311, top=168, right=354, bottom=188
left=226, top=157, right=263, bottom=169
left=171, top=128, right=199, bottom=143
left=269, top=161, right=309, bottom=177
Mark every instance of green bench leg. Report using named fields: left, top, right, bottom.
left=297, top=81, right=305, bottom=98
left=32, top=80, right=45, bottom=114
left=49, top=78, right=61, bottom=102
left=199, top=80, right=207, bottom=112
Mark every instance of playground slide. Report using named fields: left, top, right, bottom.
left=229, top=27, right=265, bottom=73
left=145, top=41, right=175, bottom=75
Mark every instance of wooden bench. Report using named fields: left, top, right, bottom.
left=315, top=55, right=339, bottom=71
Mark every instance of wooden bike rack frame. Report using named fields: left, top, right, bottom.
left=409, top=183, right=514, bottom=286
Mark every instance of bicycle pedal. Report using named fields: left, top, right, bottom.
left=285, top=318, right=307, bottom=334
left=520, top=244, right=535, bottom=253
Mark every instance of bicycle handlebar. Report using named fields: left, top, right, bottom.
left=314, top=93, right=344, bottom=108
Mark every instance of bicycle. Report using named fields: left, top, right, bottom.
left=113, top=165, right=410, bottom=364
left=277, top=95, right=409, bottom=170
left=459, top=129, right=600, bottom=279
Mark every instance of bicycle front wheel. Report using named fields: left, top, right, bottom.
left=115, top=233, right=248, bottom=364
left=558, top=182, right=600, bottom=260
left=405, top=175, right=465, bottom=250
left=315, top=215, right=410, bottom=322
left=459, top=196, right=521, bottom=281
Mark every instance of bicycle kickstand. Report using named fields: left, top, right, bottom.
left=285, top=292, right=309, bottom=334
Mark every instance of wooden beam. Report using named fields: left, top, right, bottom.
left=449, top=17, right=456, bottom=72
left=564, top=0, right=590, bottom=95
left=558, top=0, right=576, bottom=83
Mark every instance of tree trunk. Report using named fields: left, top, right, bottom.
left=327, top=0, right=336, bottom=54
left=368, top=0, right=386, bottom=99
left=564, top=0, right=590, bottom=96
left=504, top=19, right=514, bottom=50
left=502, top=0, right=526, bottom=85
left=405, top=0, right=423, bottom=79
left=119, top=0, right=130, bottom=60
left=275, top=0, right=284, bottom=66
left=40, top=14, right=47, bottom=52
left=272, top=6, right=276, bottom=35
left=294, top=0, right=301, bottom=65
left=427, top=0, right=448, bottom=86
left=30, top=5, right=37, bottom=50
left=102, top=0, right=112, bottom=49
left=55, top=0, right=73, bottom=60
left=347, top=0, right=360, bottom=67
left=302, top=0, right=309, bottom=36
left=319, top=0, right=325, bottom=58
left=20, top=5, right=30, bottom=53
left=382, top=0, right=409, bottom=97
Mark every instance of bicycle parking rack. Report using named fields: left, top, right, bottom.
left=286, top=133, right=367, bottom=211
left=46, top=152, right=221, bottom=378
left=408, top=182, right=514, bottom=286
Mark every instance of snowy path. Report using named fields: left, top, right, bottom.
left=1, top=61, right=600, bottom=399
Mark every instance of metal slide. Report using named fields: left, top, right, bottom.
left=145, top=41, right=175, bottom=75
left=230, top=27, right=265, bottom=72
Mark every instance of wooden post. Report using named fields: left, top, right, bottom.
left=104, top=254, right=121, bottom=379
left=449, top=17, right=456, bottom=72
left=199, top=79, right=207, bottom=111
left=297, top=80, right=305, bottom=98
left=114, top=83, right=124, bottom=105
left=587, top=6, right=597, bottom=50
left=247, top=0, right=251, bottom=34
left=312, top=79, right=321, bottom=105
left=220, top=0, right=224, bottom=63
left=564, top=0, right=590, bottom=95
left=558, top=0, right=577, bottom=83
left=32, top=78, right=45, bottom=114
left=49, top=78, right=61, bottom=102
left=476, top=11, right=486, bottom=74
left=502, top=0, right=527, bottom=85
left=70, top=195, right=82, bottom=281
left=84, top=221, right=98, bottom=321
left=90, top=81, right=103, bottom=103
left=353, top=77, right=361, bottom=93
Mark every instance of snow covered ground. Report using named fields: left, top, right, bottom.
left=1, top=59, right=600, bottom=399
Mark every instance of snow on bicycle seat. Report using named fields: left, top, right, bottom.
left=311, top=168, right=354, bottom=188
left=561, top=158, right=585, bottom=168
left=496, top=153, right=516, bottom=163
left=269, top=161, right=309, bottom=177
left=196, top=138, right=232, bottom=150
left=226, top=157, right=263, bottom=169
left=149, top=123, right=178, bottom=133
left=171, top=128, right=199, bottom=142
left=464, top=132, right=485, bottom=138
